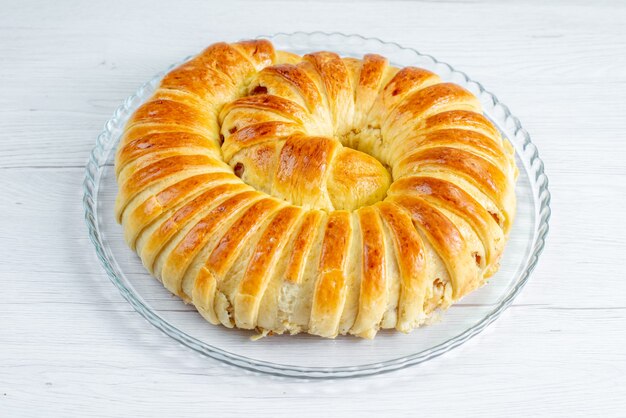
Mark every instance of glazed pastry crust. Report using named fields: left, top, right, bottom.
left=115, top=40, right=517, bottom=339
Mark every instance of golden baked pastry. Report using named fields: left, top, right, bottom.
left=114, top=39, right=517, bottom=339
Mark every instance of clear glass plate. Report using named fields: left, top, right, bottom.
left=83, top=32, right=551, bottom=378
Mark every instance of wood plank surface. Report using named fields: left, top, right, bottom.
left=1, top=0, right=625, bottom=416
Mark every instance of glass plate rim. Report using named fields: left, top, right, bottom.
left=83, top=31, right=551, bottom=379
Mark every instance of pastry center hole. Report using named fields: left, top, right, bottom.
left=225, top=128, right=392, bottom=211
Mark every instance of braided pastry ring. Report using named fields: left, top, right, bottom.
left=114, top=39, right=516, bottom=339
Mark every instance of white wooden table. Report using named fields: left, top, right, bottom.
left=2, top=1, right=625, bottom=416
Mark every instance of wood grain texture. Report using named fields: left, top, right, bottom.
left=1, top=0, right=626, bottom=416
